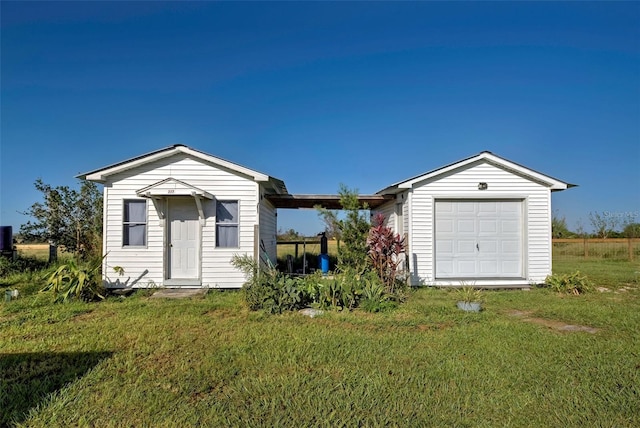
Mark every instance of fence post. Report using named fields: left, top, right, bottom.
left=629, top=238, right=634, bottom=261
left=583, top=237, right=588, bottom=259
left=48, top=244, right=57, bottom=263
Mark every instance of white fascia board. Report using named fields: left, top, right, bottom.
left=83, top=145, right=271, bottom=183
left=179, top=146, right=270, bottom=182
left=398, top=152, right=569, bottom=190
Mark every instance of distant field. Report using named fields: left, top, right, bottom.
left=15, top=244, right=51, bottom=260
left=276, top=239, right=339, bottom=258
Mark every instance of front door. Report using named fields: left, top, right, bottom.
left=168, top=198, right=200, bottom=280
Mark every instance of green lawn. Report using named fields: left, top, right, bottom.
left=1, top=261, right=639, bottom=427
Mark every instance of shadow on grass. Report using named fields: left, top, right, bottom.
left=0, top=351, right=112, bottom=426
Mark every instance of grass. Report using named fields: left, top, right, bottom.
left=1, top=261, right=639, bottom=426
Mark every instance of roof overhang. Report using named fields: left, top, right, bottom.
left=266, top=194, right=394, bottom=209
left=377, top=151, right=576, bottom=194
left=78, top=145, right=286, bottom=193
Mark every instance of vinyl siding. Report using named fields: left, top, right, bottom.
left=259, top=195, right=278, bottom=267
left=408, top=161, right=552, bottom=286
left=102, top=153, right=260, bottom=288
left=371, top=200, right=396, bottom=228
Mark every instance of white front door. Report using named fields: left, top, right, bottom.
left=435, top=200, right=523, bottom=279
left=168, top=198, right=200, bottom=280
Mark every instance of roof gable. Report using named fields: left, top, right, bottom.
left=78, top=144, right=288, bottom=194
left=377, top=151, right=575, bottom=194
left=136, top=178, right=213, bottom=199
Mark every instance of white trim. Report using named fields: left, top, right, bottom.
left=379, top=152, right=571, bottom=194
left=86, top=145, right=270, bottom=182
left=137, top=178, right=214, bottom=199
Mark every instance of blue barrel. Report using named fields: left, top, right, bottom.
left=319, top=254, right=330, bottom=274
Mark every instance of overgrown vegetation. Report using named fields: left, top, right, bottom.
left=40, top=257, right=107, bottom=303
left=239, top=186, right=407, bottom=314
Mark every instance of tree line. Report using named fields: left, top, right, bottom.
left=553, top=211, right=640, bottom=239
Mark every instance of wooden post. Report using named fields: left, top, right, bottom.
left=302, top=239, right=306, bottom=275
left=295, top=243, right=299, bottom=259
left=254, top=225, right=259, bottom=263
left=629, top=238, right=634, bottom=261
left=48, top=244, right=57, bottom=264
left=583, top=237, right=588, bottom=259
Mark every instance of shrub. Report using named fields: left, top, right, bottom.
left=544, top=271, right=591, bottom=295
left=232, top=254, right=307, bottom=314
left=0, top=256, right=48, bottom=277
left=367, top=213, right=406, bottom=294
left=360, top=274, right=396, bottom=312
left=40, top=257, right=106, bottom=303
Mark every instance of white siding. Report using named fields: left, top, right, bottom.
left=408, top=161, right=551, bottom=286
left=259, top=195, right=278, bottom=267
left=371, top=201, right=396, bottom=228
left=102, top=153, right=260, bottom=289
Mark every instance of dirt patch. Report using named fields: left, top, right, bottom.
left=507, top=310, right=599, bottom=334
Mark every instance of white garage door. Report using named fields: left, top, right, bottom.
left=435, top=200, right=523, bottom=279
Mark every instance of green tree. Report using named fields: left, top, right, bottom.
left=335, top=184, right=371, bottom=273
left=277, top=228, right=301, bottom=241
left=622, top=222, right=640, bottom=238
left=20, top=179, right=103, bottom=258
left=552, top=212, right=572, bottom=238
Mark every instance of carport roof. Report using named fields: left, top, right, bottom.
left=266, top=194, right=394, bottom=209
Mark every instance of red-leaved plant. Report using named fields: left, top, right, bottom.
left=366, top=213, right=406, bottom=294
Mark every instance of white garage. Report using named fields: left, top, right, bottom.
left=374, top=151, right=574, bottom=287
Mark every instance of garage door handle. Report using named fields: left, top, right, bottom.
left=476, top=243, right=479, bottom=251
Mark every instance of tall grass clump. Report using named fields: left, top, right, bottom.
left=40, top=257, right=106, bottom=303
left=544, top=271, right=592, bottom=295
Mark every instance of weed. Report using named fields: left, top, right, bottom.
left=544, top=271, right=592, bottom=295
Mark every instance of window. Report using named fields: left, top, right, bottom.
left=216, top=200, right=239, bottom=248
left=123, top=200, right=147, bottom=246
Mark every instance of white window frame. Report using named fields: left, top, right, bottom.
left=216, top=200, right=240, bottom=248
left=122, top=199, right=147, bottom=247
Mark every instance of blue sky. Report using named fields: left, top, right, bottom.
left=1, top=1, right=639, bottom=236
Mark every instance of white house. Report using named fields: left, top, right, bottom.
left=373, top=151, right=574, bottom=287
left=79, top=145, right=287, bottom=289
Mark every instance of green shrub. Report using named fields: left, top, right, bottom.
left=544, top=271, right=592, bottom=295
left=360, top=275, right=397, bottom=312
left=232, top=254, right=307, bottom=314
left=40, top=258, right=106, bottom=303
left=0, top=256, right=48, bottom=277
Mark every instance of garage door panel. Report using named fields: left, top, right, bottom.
left=478, top=219, right=497, bottom=234
left=457, top=260, right=477, bottom=275
left=478, top=239, right=498, bottom=255
left=436, top=239, right=454, bottom=254
left=457, top=219, right=476, bottom=234
left=437, top=218, right=454, bottom=233
left=435, top=200, right=523, bottom=279
left=457, top=240, right=476, bottom=255
left=479, top=260, right=498, bottom=274
left=501, top=260, right=522, bottom=276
